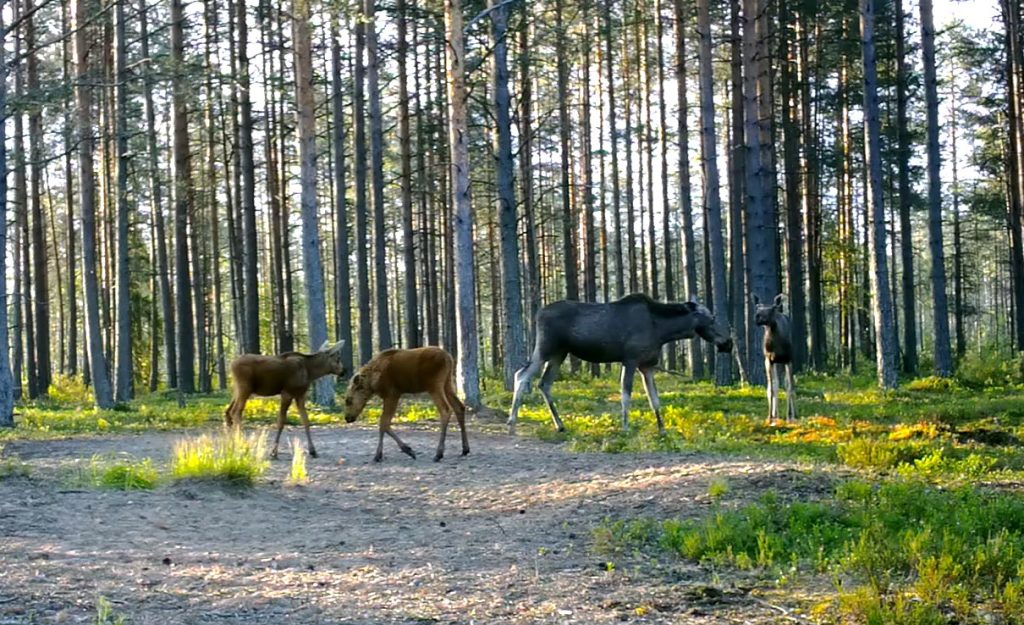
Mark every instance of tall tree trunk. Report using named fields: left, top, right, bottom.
left=743, top=0, right=775, bottom=386
left=800, top=11, right=825, bottom=369
left=18, top=0, right=37, bottom=400
left=140, top=0, right=175, bottom=388
left=113, top=0, right=132, bottom=401
left=920, top=0, right=953, bottom=376
left=780, top=0, right=805, bottom=370
left=860, top=0, right=899, bottom=388
left=293, top=0, right=333, bottom=405
left=171, top=0, right=196, bottom=393
left=331, top=24, right=354, bottom=374
left=728, top=0, right=748, bottom=379
left=445, top=0, right=482, bottom=409
left=697, top=0, right=733, bottom=385
left=365, top=0, right=394, bottom=351
left=605, top=0, right=625, bottom=298
left=949, top=65, right=966, bottom=363
left=398, top=0, right=419, bottom=349
left=491, top=0, right=527, bottom=389
left=897, top=0, right=921, bottom=368
left=237, top=0, right=260, bottom=354
left=677, top=0, right=704, bottom=378
left=28, top=0, right=51, bottom=396
left=354, top=7, right=373, bottom=363
left=657, top=0, right=676, bottom=368
left=0, top=1, right=16, bottom=425
left=62, top=0, right=78, bottom=377
left=73, top=0, right=115, bottom=407
left=1003, top=0, right=1024, bottom=353
left=518, top=11, right=540, bottom=341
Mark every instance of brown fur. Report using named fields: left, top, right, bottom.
left=344, top=347, right=468, bottom=462
left=225, top=340, right=346, bottom=459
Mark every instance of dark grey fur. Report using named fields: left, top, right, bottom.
left=507, top=294, right=734, bottom=434
left=753, top=294, right=796, bottom=422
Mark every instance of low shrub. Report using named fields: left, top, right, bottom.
left=171, top=428, right=268, bottom=485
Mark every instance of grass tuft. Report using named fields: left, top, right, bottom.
left=65, top=454, right=159, bottom=490
left=288, top=437, right=308, bottom=485
left=171, top=428, right=268, bottom=485
left=94, top=596, right=127, bottom=625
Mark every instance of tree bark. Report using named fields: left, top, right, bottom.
left=365, top=0, right=394, bottom=352
left=114, top=0, right=132, bottom=400
left=331, top=24, right=354, bottom=375
left=237, top=0, right=260, bottom=354
left=860, top=0, right=899, bottom=388
left=780, top=0, right=805, bottom=371
left=73, top=0, right=115, bottom=407
left=0, top=1, right=17, bottom=425
left=445, top=0, right=482, bottom=409
left=398, top=0, right=419, bottom=349
left=140, top=0, right=175, bottom=388
left=293, top=0, right=333, bottom=405
left=921, top=0, right=953, bottom=376
left=354, top=7, right=373, bottom=364
left=491, top=0, right=527, bottom=389
left=743, top=0, right=775, bottom=386
left=171, top=0, right=196, bottom=393
left=697, top=0, right=733, bottom=385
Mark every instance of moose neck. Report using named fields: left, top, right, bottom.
left=657, top=313, right=699, bottom=344
left=304, top=353, right=333, bottom=381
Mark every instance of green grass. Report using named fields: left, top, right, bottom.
left=288, top=437, right=308, bottom=485
left=170, top=428, right=269, bottom=485
left=94, top=596, right=127, bottom=625
left=593, top=479, right=1024, bottom=623
left=73, top=455, right=159, bottom=490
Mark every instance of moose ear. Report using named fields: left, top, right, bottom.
left=774, top=294, right=785, bottom=311
left=684, top=301, right=698, bottom=312
left=331, top=340, right=346, bottom=354
left=752, top=294, right=761, bottom=306
left=318, top=339, right=331, bottom=352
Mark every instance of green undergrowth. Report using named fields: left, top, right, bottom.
left=593, top=479, right=1024, bottom=623
left=170, top=428, right=269, bottom=485
left=64, top=454, right=160, bottom=490
left=495, top=368, right=1024, bottom=483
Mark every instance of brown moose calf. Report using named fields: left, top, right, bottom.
left=225, top=340, right=347, bottom=459
left=343, top=347, right=469, bottom=462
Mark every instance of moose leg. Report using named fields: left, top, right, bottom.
left=447, top=379, right=470, bottom=456
left=226, top=391, right=250, bottom=428
left=430, top=390, right=452, bottom=462
left=377, top=396, right=416, bottom=461
left=224, top=398, right=236, bottom=427
left=508, top=357, right=543, bottom=434
left=270, top=393, right=294, bottom=460
left=639, top=366, right=665, bottom=434
left=784, top=364, right=797, bottom=421
left=294, top=394, right=318, bottom=458
left=620, top=363, right=637, bottom=431
left=538, top=354, right=567, bottom=432
left=765, top=358, right=776, bottom=424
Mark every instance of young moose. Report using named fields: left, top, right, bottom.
left=753, top=294, right=796, bottom=424
left=343, top=347, right=468, bottom=463
left=225, top=340, right=347, bottom=459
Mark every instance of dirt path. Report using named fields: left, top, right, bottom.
left=0, top=425, right=828, bottom=624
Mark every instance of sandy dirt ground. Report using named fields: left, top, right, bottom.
left=0, top=423, right=831, bottom=624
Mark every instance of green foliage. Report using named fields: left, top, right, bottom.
left=593, top=480, right=1024, bottom=622
left=66, top=454, right=159, bottom=490
left=48, top=374, right=95, bottom=407
left=957, top=349, right=1024, bottom=389
left=170, top=428, right=268, bottom=485
left=0, top=451, right=30, bottom=479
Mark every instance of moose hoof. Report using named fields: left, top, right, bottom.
left=433, top=452, right=444, bottom=462
left=401, top=446, right=417, bottom=460
left=270, top=450, right=279, bottom=461
left=462, top=448, right=470, bottom=456
left=308, top=448, right=318, bottom=459
left=373, top=453, right=383, bottom=463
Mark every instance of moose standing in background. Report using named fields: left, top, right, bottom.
left=753, top=294, right=796, bottom=424
left=224, top=340, right=347, bottom=459
left=343, top=346, right=469, bottom=463
left=507, top=294, right=734, bottom=435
